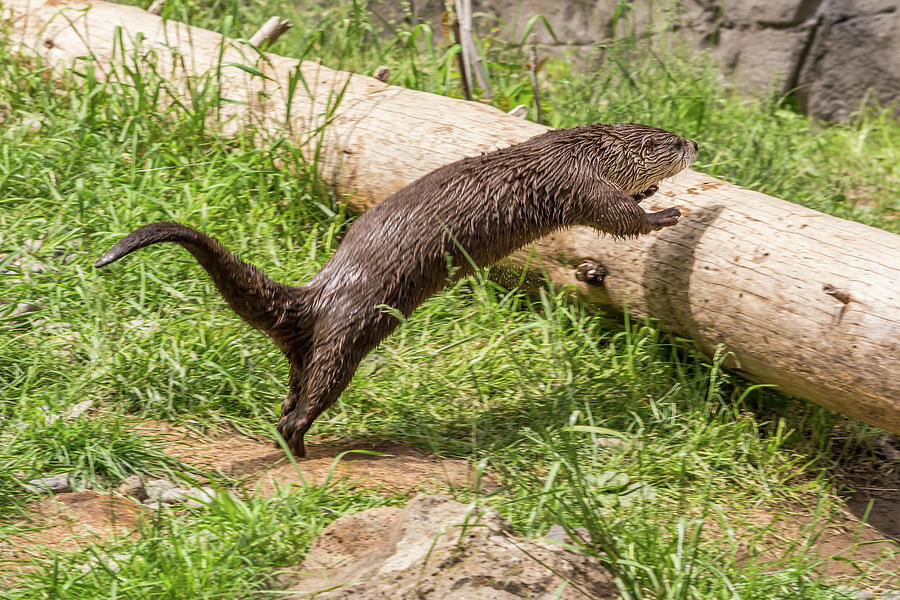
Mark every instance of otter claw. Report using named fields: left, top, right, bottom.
left=648, top=207, right=680, bottom=230
left=632, top=185, right=659, bottom=202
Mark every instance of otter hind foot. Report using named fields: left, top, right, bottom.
left=632, top=185, right=659, bottom=202
left=647, top=207, right=681, bottom=230
left=575, top=259, right=607, bottom=284
left=276, top=411, right=310, bottom=457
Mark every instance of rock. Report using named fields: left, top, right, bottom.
left=873, top=436, right=900, bottom=462
left=282, top=494, right=618, bottom=599
left=157, top=489, right=189, bottom=504
left=183, top=486, right=217, bottom=508
left=80, top=552, right=131, bottom=574
left=372, top=0, right=900, bottom=122
left=9, top=302, right=42, bottom=319
left=543, top=524, right=590, bottom=546
left=117, top=475, right=147, bottom=502
left=795, top=0, right=900, bottom=121
left=143, top=479, right=179, bottom=501
left=123, top=318, right=157, bottom=333
left=25, top=473, right=71, bottom=494
left=65, top=399, right=94, bottom=420
left=594, top=436, right=624, bottom=449
left=43, top=399, right=95, bottom=425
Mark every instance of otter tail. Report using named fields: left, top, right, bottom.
left=95, top=221, right=305, bottom=336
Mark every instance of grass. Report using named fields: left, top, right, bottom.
left=1, top=0, right=898, bottom=598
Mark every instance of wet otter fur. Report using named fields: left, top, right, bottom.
left=95, top=122, right=698, bottom=457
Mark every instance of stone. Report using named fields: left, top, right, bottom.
left=281, top=494, right=617, bottom=599
left=369, top=0, right=900, bottom=122
left=594, top=436, right=624, bottom=449
left=542, top=524, right=590, bottom=546
left=80, top=552, right=131, bottom=574
left=43, top=399, right=95, bottom=425
left=143, top=479, right=179, bottom=500
left=157, top=489, right=189, bottom=504
left=25, top=473, right=71, bottom=494
left=183, top=486, right=217, bottom=508
left=117, top=475, right=148, bottom=502
left=9, top=302, right=42, bottom=318
left=795, top=0, right=900, bottom=121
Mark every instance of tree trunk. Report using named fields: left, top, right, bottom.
left=5, top=0, right=900, bottom=433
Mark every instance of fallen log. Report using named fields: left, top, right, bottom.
left=5, top=0, right=900, bottom=433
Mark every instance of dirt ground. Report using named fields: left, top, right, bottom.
left=2, top=422, right=898, bottom=591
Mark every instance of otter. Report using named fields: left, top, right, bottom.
left=95, top=122, right=698, bottom=457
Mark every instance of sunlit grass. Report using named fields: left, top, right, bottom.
left=1, top=0, right=897, bottom=597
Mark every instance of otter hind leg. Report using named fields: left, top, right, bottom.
left=276, top=340, right=368, bottom=457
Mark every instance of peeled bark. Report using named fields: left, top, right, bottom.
left=4, top=0, right=900, bottom=433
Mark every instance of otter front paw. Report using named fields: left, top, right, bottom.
left=632, top=185, right=659, bottom=202
left=647, top=207, right=681, bottom=231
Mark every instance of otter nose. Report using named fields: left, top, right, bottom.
left=690, top=140, right=699, bottom=152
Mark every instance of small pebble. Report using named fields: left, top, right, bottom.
left=65, top=399, right=94, bottom=420
left=80, top=552, right=130, bottom=574
left=42, top=399, right=95, bottom=425
left=594, top=436, right=624, bottom=449
left=9, top=302, right=42, bottom=318
left=25, top=473, right=71, bottom=494
left=543, top=524, right=590, bottom=545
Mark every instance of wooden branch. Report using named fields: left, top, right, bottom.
left=5, top=0, right=900, bottom=435
left=248, top=15, right=291, bottom=49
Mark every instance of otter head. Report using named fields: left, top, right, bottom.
left=572, top=122, right=699, bottom=196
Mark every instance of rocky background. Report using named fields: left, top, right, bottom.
left=371, top=0, right=900, bottom=123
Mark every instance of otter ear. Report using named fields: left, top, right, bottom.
left=641, top=137, right=657, bottom=153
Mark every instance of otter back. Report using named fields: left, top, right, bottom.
left=95, top=122, right=698, bottom=457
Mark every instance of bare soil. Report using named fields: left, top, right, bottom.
left=145, top=421, right=497, bottom=496
left=2, top=421, right=898, bottom=591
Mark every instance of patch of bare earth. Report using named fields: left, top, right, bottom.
left=144, top=421, right=497, bottom=496
left=2, top=421, right=897, bottom=592
left=725, top=506, right=899, bottom=590
left=0, top=490, right=146, bottom=580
